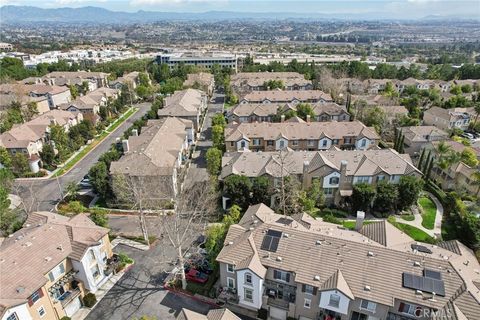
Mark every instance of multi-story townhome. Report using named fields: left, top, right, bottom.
left=157, top=88, right=208, bottom=133
left=228, top=103, right=350, bottom=124
left=377, top=105, right=409, bottom=124
left=216, top=204, right=480, bottom=320
left=221, top=149, right=420, bottom=205
left=399, top=126, right=449, bottom=156
left=423, top=107, right=476, bottom=131
left=110, top=117, right=194, bottom=208
left=224, top=121, right=379, bottom=152
left=42, top=71, right=109, bottom=90
left=239, top=90, right=333, bottom=105
left=109, top=71, right=142, bottom=90
left=0, top=211, right=113, bottom=320
left=231, top=72, right=313, bottom=95
left=183, top=73, right=215, bottom=96
left=177, top=308, right=240, bottom=320
left=422, top=140, right=480, bottom=195
left=396, top=78, right=433, bottom=93
left=0, top=110, right=83, bottom=172
left=156, top=53, right=238, bottom=72
left=363, top=79, right=392, bottom=94
left=0, top=83, right=71, bottom=110
left=339, top=78, right=365, bottom=95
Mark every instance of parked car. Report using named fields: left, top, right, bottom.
left=185, top=268, right=209, bottom=284
left=461, top=132, right=475, bottom=140
left=185, top=260, right=214, bottom=275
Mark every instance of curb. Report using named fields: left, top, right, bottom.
left=163, top=285, right=220, bottom=308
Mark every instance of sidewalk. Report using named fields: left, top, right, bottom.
left=396, top=192, right=444, bottom=238
left=111, top=236, right=150, bottom=251
left=71, top=270, right=127, bottom=320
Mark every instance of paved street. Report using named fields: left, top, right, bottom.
left=13, top=103, right=152, bottom=211
left=85, top=244, right=213, bottom=320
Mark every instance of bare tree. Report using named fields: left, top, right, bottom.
left=274, top=148, right=302, bottom=215
left=160, top=180, right=218, bottom=289
left=12, top=181, right=39, bottom=215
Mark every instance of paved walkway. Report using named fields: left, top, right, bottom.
left=396, top=192, right=444, bottom=238
left=72, top=270, right=128, bottom=320
left=111, top=236, right=150, bottom=251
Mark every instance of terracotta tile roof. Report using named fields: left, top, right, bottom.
left=400, top=126, right=449, bottom=143
left=225, top=121, right=379, bottom=142
left=240, top=90, right=332, bottom=103
left=231, top=72, right=311, bottom=88
left=159, top=88, right=206, bottom=117
left=184, top=73, right=214, bottom=87
left=0, top=212, right=108, bottom=309
left=217, top=205, right=478, bottom=312
left=177, top=308, right=240, bottom=320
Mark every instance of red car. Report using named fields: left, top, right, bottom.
left=186, top=268, right=209, bottom=284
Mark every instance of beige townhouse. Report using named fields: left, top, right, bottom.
left=423, top=107, right=476, bottom=131
left=224, top=121, right=379, bottom=152
left=239, top=90, right=332, bottom=105
left=221, top=149, right=420, bottom=205
left=399, top=126, right=449, bottom=156
left=228, top=102, right=350, bottom=124
left=0, top=211, right=113, bottom=320
left=216, top=204, right=480, bottom=320
left=158, top=88, right=208, bottom=133
left=177, top=308, right=240, bottom=320
left=183, top=73, right=215, bottom=96
left=0, top=109, right=83, bottom=172
left=110, top=117, right=195, bottom=208
left=231, top=72, right=313, bottom=95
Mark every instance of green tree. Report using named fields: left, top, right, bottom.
left=361, top=106, right=386, bottom=134
left=223, top=175, right=253, bottom=211
left=296, top=103, right=315, bottom=121
left=206, top=147, right=222, bottom=176
left=373, top=180, right=399, bottom=216
left=69, top=85, right=79, bottom=99
left=23, top=102, right=39, bottom=122
left=211, top=113, right=226, bottom=127
left=40, top=144, right=56, bottom=168
left=138, top=72, right=150, bottom=87
left=450, top=85, right=462, bottom=95
left=66, top=181, right=80, bottom=200
left=89, top=209, right=109, bottom=227
left=351, top=183, right=376, bottom=213
left=251, top=176, right=272, bottom=206
left=397, top=176, right=424, bottom=211
left=136, top=85, right=150, bottom=99
left=461, top=147, right=479, bottom=167
left=307, top=179, right=325, bottom=209
left=212, top=124, right=225, bottom=150
left=0, top=147, right=12, bottom=168
left=88, top=162, right=110, bottom=198
left=11, top=153, right=29, bottom=176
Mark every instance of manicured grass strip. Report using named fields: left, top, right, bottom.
left=400, top=214, right=415, bottom=221
left=342, top=220, right=373, bottom=230
left=419, top=196, right=436, bottom=230
left=53, top=108, right=138, bottom=177
left=388, top=217, right=435, bottom=244
left=106, top=107, right=137, bottom=133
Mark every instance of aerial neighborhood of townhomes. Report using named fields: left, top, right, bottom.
left=0, top=2, right=480, bottom=320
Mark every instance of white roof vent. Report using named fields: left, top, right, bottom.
left=416, top=290, right=423, bottom=296
left=45, top=256, right=52, bottom=262
left=276, top=256, right=283, bottom=262
left=314, top=275, right=321, bottom=281
left=23, top=242, right=32, bottom=247
left=57, top=245, right=64, bottom=251
left=228, top=241, right=233, bottom=245
left=413, top=261, right=421, bottom=267
left=367, top=251, right=375, bottom=257
left=364, top=285, right=371, bottom=291
left=253, top=220, right=259, bottom=224
left=249, top=227, right=254, bottom=231
left=316, top=240, right=322, bottom=245
left=283, top=233, right=289, bottom=238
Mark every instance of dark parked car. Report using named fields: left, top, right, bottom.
left=185, top=268, right=209, bottom=284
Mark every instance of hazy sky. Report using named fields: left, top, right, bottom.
left=1, top=0, right=479, bottom=17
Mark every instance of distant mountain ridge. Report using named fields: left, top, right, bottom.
left=0, top=5, right=478, bottom=23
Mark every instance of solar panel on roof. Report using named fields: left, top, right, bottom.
left=261, top=229, right=282, bottom=252
left=411, top=244, right=433, bottom=254
left=424, top=269, right=442, bottom=280
left=402, top=272, right=446, bottom=296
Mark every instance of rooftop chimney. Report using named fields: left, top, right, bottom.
left=280, top=114, right=285, bottom=123
left=132, top=129, right=138, bottom=136
left=122, top=139, right=129, bottom=153
left=355, top=211, right=365, bottom=231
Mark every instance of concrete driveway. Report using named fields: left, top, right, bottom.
left=85, top=243, right=213, bottom=320
left=12, top=102, right=151, bottom=211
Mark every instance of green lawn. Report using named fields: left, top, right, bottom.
left=419, top=197, right=437, bottom=230
left=388, top=216, right=436, bottom=244
left=400, top=214, right=415, bottom=221
left=53, top=108, right=138, bottom=177
left=342, top=220, right=373, bottom=230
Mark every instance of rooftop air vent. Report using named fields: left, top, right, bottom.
left=283, top=233, right=289, bottom=238
left=314, top=275, right=320, bottom=281
left=276, top=256, right=283, bottom=262
left=413, top=261, right=421, bottom=267
left=364, top=285, right=371, bottom=291
left=316, top=240, right=322, bottom=245
left=367, top=251, right=374, bottom=257
left=228, top=241, right=233, bottom=245
left=23, top=242, right=32, bottom=247
left=45, top=256, right=52, bottom=262
left=416, top=290, right=423, bottom=296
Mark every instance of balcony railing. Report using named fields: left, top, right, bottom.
left=59, top=288, right=81, bottom=307
left=267, top=296, right=290, bottom=309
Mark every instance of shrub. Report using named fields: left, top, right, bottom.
left=82, top=293, right=97, bottom=307
left=60, top=317, right=71, bottom=320
left=257, top=309, right=268, bottom=320
left=322, top=214, right=342, bottom=225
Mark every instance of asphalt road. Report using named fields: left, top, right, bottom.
left=13, top=102, right=152, bottom=212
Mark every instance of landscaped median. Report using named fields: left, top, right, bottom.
left=387, top=216, right=436, bottom=244
left=52, top=107, right=138, bottom=177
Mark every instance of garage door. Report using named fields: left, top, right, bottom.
left=64, top=297, right=82, bottom=317
left=269, top=306, right=287, bottom=320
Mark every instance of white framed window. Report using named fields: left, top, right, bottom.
left=244, top=288, right=253, bottom=302
left=253, top=139, right=261, bottom=146
left=240, top=141, right=246, bottom=148
left=329, top=177, right=339, bottom=184
left=273, top=269, right=290, bottom=282
left=376, top=175, right=385, bottom=182
left=279, top=140, right=285, bottom=148
left=328, top=294, right=340, bottom=308
left=90, top=264, right=101, bottom=280
left=321, top=140, right=328, bottom=147
left=292, top=140, right=299, bottom=146
left=399, top=302, right=419, bottom=316
left=37, top=306, right=46, bottom=318
left=227, top=277, right=235, bottom=289
left=227, top=264, right=234, bottom=273
left=30, top=291, right=41, bottom=304
left=267, top=140, right=274, bottom=146
left=360, top=299, right=377, bottom=313
left=304, top=284, right=314, bottom=295
left=89, top=250, right=96, bottom=263
left=304, top=298, right=311, bottom=309
left=245, top=273, right=252, bottom=285
left=361, top=139, right=367, bottom=147
left=6, top=313, right=18, bottom=320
